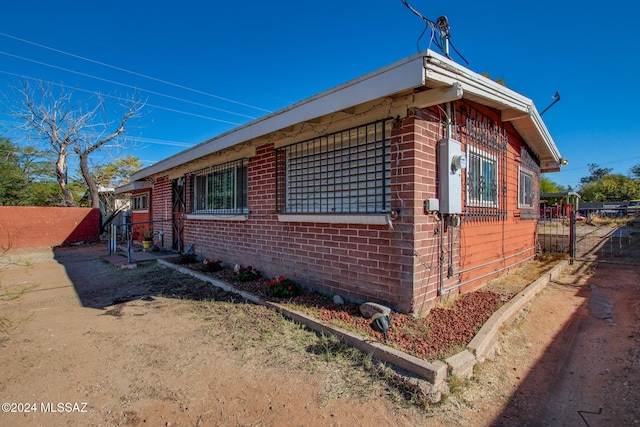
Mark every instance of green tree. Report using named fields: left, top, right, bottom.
left=0, top=138, right=26, bottom=205
left=92, top=155, right=143, bottom=225
left=481, top=71, right=507, bottom=86
left=91, top=155, right=142, bottom=189
left=539, top=175, right=565, bottom=193
left=579, top=174, right=640, bottom=202
left=630, top=164, right=640, bottom=180
left=580, top=163, right=612, bottom=185
left=0, top=137, right=83, bottom=206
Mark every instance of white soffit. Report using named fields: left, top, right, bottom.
left=423, top=51, right=561, bottom=168
left=131, top=49, right=561, bottom=180
left=131, top=53, right=428, bottom=181
left=114, top=180, right=152, bottom=194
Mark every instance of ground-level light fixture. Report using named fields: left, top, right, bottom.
left=370, top=313, right=391, bottom=342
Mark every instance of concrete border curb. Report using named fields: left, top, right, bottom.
left=466, top=260, right=569, bottom=363
left=159, top=258, right=568, bottom=386
left=158, top=258, right=447, bottom=386
left=158, top=259, right=262, bottom=304
left=265, top=301, right=448, bottom=387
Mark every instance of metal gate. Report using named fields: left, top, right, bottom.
left=539, top=206, right=640, bottom=266
left=574, top=208, right=640, bottom=265
left=172, top=178, right=185, bottom=252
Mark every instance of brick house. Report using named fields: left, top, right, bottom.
left=121, top=50, right=562, bottom=314
left=115, top=181, right=153, bottom=242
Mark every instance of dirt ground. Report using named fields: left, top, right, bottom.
left=1, top=231, right=638, bottom=426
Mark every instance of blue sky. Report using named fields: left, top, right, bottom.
left=1, top=0, right=638, bottom=190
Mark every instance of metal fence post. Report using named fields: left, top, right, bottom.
left=569, top=211, right=576, bottom=264
left=178, top=217, right=183, bottom=253
left=126, top=224, right=131, bottom=264
left=108, top=223, right=112, bottom=256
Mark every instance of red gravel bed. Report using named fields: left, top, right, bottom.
left=172, top=260, right=505, bottom=361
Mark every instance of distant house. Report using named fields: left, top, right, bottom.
left=120, top=50, right=563, bottom=314
left=114, top=181, right=152, bottom=242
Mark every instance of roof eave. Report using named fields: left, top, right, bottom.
left=131, top=51, right=429, bottom=181
left=130, top=49, right=562, bottom=180
left=423, top=51, right=562, bottom=171
left=114, top=180, right=153, bottom=194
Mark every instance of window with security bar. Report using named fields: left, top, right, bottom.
left=463, top=117, right=507, bottom=221
left=189, top=159, right=248, bottom=215
left=518, top=167, right=535, bottom=209
left=467, top=147, right=498, bottom=207
left=275, top=120, right=391, bottom=214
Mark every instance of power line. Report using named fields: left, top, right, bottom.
left=0, top=55, right=251, bottom=124
left=0, top=31, right=272, bottom=114
left=561, top=156, right=640, bottom=172
left=0, top=70, right=244, bottom=126
left=1, top=118, right=196, bottom=148
left=131, top=137, right=194, bottom=148
left=0, top=70, right=248, bottom=126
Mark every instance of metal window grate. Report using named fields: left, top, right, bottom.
left=187, top=158, right=248, bottom=215
left=464, top=117, right=508, bottom=221
left=518, top=167, right=536, bottom=209
left=518, top=147, right=540, bottom=211
left=276, top=120, right=391, bottom=214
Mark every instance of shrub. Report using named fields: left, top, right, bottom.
left=202, top=259, right=223, bottom=273
left=176, top=252, right=198, bottom=264
left=266, top=276, right=304, bottom=298
left=233, top=266, right=261, bottom=282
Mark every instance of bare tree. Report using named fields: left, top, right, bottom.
left=11, top=81, right=143, bottom=207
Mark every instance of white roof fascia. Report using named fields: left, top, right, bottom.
left=424, top=51, right=533, bottom=115
left=424, top=51, right=561, bottom=169
left=130, top=49, right=561, bottom=181
left=531, top=107, right=561, bottom=161
left=114, top=180, right=153, bottom=194
left=131, top=53, right=428, bottom=181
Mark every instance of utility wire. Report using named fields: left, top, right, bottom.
left=0, top=70, right=244, bottom=125
left=131, top=136, right=194, bottom=148
left=400, top=0, right=468, bottom=63
left=0, top=54, right=249, bottom=125
left=401, top=0, right=444, bottom=52
left=0, top=117, right=197, bottom=148
left=0, top=31, right=272, bottom=114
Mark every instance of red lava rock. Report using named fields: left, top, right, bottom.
left=177, top=261, right=503, bottom=360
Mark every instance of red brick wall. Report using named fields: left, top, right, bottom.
left=0, top=207, right=100, bottom=249
left=149, top=102, right=541, bottom=313
left=166, top=142, right=416, bottom=312
left=455, top=102, right=538, bottom=293
left=152, top=177, right=173, bottom=247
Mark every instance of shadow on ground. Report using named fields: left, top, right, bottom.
left=492, top=227, right=640, bottom=426
left=53, top=244, right=246, bottom=309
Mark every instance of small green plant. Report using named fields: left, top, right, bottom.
left=176, top=252, right=198, bottom=264
left=233, top=266, right=260, bottom=282
left=202, top=258, right=222, bottom=273
left=266, top=275, right=304, bottom=298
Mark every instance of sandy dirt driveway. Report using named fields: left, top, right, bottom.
left=445, top=258, right=640, bottom=427
left=0, top=245, right=434, bottom=427
left=1, top=236, right=639, bottom=427
left=445, top=224, right=640, bottom=426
